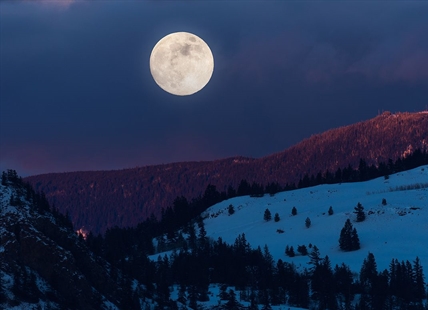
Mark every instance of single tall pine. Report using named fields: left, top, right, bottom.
left=264, top=209, right=272, bottom=221
left=354, top=202, right=366, bottom=222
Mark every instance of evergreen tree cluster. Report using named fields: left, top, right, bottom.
left=297, top=148, right=428, bottom=188
left=286, top=245, right=309, bottom=257
left=339, top=219, right=361, bottom=251
left=388, top=257, right=427, bottom=307
left=2, top=169, right=73, bottom=229
left=356, top=253, right=427, bottom=310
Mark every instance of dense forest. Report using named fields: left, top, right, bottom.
left=85, top=148, right=428, bottom=255
left=25, top=111, right=428, bottom=234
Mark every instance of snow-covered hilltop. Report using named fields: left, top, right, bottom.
left=203, top=165, right=428, bottom=273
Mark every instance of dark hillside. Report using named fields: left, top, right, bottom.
left=0, top=171, right=145, bottom=309
left=25, top=111, right=428, bottom=234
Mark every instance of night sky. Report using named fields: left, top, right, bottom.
left=1, top=1, right=427, bottom=177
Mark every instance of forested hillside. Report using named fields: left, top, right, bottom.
left=25, top=112, right=428, bottom=234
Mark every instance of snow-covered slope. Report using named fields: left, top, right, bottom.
left=203, top=165, right=428, bottom=273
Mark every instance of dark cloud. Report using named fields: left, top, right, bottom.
left=1, top=1, right=427, bottom=176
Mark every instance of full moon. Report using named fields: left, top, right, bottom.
left=149, top=32, right=214, bottom=96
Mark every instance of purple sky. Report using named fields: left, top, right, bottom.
left=1, top=1, right=427, bottom=176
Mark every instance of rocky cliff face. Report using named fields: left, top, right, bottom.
left=24, top=111, right=428, bottom=234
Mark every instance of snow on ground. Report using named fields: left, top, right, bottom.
left=203, top=165, right=428, bottom=274
left=170, top=284, right=307, bottom=310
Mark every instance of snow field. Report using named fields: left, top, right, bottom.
left=203, top=166, right=428, bottom=273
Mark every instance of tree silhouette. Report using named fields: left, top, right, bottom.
left=228, top=204, right=235, bottom=215
left=297, top=245, right=308, bottom=256
left=354, top=202, right=366, bottom=222
left=339, top=219, right=360, bottom=251
left=264, top=209, right=272, bottom=221
left=291, top=206, right=297, bottom=216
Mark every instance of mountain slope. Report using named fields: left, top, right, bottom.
left=202, top=165, right=428, bottom=273
left=25, top=111, right=428, bottom=234
left=0, top=174, right=145, bottom=309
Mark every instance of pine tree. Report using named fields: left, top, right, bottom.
left=413, top=257, right=426, bottom=301
left=305, top=217, right=311, bottom=228
left=334, top=263, right=354, bottom=307
left=197, top=219, right=207, bottom=248
left=263, top=244, right=274, bottom=272
left=225, top=289, right=242, bottom=309
left=188, top=285, right=198, bottom=309
left=354, top=202, right=366, bottom=222
left=248, top=292, right=258, bottom=310
left=297, top=245, right=308, bottom=256
left=308, top=245, right=321, bottom=272
left=389, top=258, right=399, bottom=297
left=228, top=204, right=235, bottom=215
left=1, top=171, right=6, bottom=186
left=274, top=213, right=280, bottom=222
left=311, top=256, right=337, bottom=310
left=328, top=206, right=334, bottom=215
left=177, top=283, right=187, bottom=304
left=360, top=252, right=378, bottom=292
left=339, top=219, right=360, bottom=251
left=291, top=206, right=297, bottom=216
left=360, top=252, right=379, bottom=309
left=351, top=227, right=361, bottom=250
left=187, top=223, right=197, bottom=250
left=263, top=209, right=272, bottom=221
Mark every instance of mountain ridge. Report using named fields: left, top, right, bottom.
left=24, top=111, right=428, bottom=234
